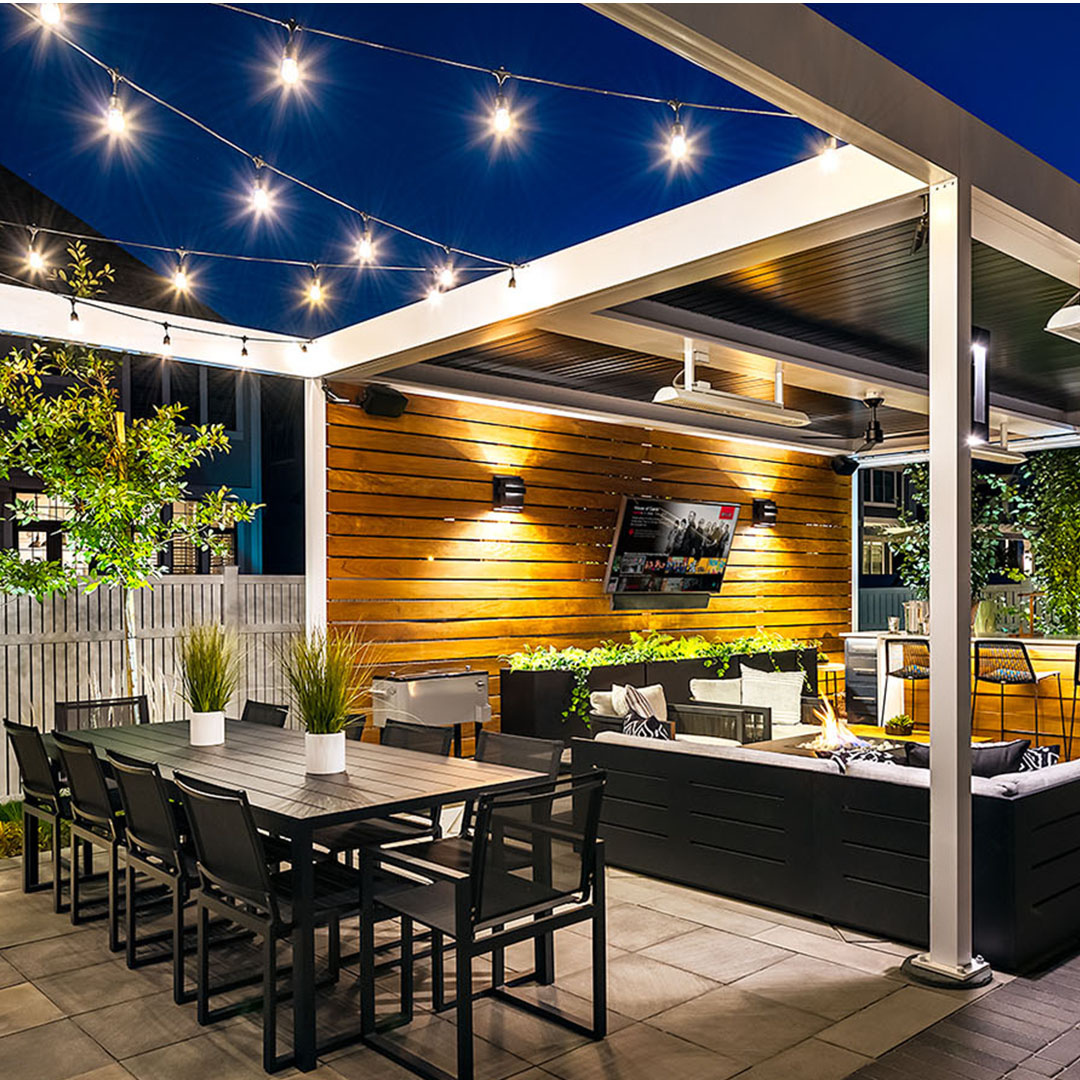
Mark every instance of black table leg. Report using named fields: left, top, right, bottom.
left=291, top=825, right=317, bottom=1072
left=22, top=808, right=40, bottom=894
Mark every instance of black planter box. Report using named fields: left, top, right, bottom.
left=499, top=647, right=818, bottom=744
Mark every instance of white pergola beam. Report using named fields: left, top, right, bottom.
left=303, top=378, right=327, bottom=636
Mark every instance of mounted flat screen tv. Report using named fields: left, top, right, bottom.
left=603, top=496, right=740, bottom=600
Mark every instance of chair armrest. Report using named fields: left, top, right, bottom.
left=368, top=843, right=470, bottom=883
left=670, top=702, right=772, bottom=743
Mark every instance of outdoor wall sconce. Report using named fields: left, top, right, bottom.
left=970, top=326, right=991, bottom=444
left=752, top=498, right=778, bottom=527
left=493, top=475, right=526, bottom=512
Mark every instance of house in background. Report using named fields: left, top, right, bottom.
left=0, top=163, right=304, bottom=574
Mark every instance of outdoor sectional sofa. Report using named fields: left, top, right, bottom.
left=572, top=731, right=1080, bottom=973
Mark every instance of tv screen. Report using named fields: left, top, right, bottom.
left=604, top=496, right=740, bottom=595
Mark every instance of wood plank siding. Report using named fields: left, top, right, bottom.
left=326, top=391, right=853, bottom=736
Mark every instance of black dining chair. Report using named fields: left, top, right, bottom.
left=361, top=771, right=608, bottom=1080
left=107, top=750, right=199, bottom=1004
left=54, top=695, right=149, bottom=732
left=314, top=719, right=454, bottom=858
left=972, top=639, right=1067, bottom=747
left=174, top=771, right=409, bottom=1073
left=239, top=700, right=289, bottom=727
left=53, top=732, right=127, bottom=950
left=887, top=639, right=930, bottom=726
left=4, top=720, right=70, bottom=912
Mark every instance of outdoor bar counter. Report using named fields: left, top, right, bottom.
left=844, top=632, right=1080, bottom=752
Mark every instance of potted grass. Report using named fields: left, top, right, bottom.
left=283, top=629, right=377, bottom=775
left=179, top=625, right=240, bottom=746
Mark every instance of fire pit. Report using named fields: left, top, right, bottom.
left=800, top=696, right=869, bottom=754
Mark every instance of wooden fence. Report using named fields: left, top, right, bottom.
left=1, top=569, right=304, bottom=797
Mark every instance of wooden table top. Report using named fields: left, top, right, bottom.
left=56, top=721, right=542, bottom=830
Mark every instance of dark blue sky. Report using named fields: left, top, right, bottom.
left=0, top=4, right=1073, bottom=336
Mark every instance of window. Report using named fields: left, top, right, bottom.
left=10, top=493, right=88, bottom=568
left=168, top=501, right=237, bottom=575
left=861, top=538, right=894, bottom=576
left=127, top=357, right=239, bottom=431
left=862, top=469, right=901, bottom=508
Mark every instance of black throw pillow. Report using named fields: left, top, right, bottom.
left=906, top=738, right=1030, bottom=777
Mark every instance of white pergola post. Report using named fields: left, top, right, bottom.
left=303, top=378, right=328, bottom=636
left=908, top=176, right=990, bottom=985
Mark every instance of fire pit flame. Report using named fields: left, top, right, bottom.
left=804, top=695, right=868, bottom=751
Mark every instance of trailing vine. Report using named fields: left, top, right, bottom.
left=504, top=630, right=819, bottom=726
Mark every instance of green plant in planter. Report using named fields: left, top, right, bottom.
left=178, top=625, right=240, bottom=713
left=504, top=629, right=818, bottom=726
left=0, top=798, right=69, bottom=858
left=884, top=714, right=915, bottom=736
left=282, top=629, right=381, bottom=734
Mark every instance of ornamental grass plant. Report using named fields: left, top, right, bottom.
left=282, top=628, right=381, bottom=734
left=178, top=624, right=240, bottom=713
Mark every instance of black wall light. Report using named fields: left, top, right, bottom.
left=493, top=475, right=526, bottom=512
left=752, top=498, right=778, bottom=527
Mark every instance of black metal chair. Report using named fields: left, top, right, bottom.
left=314, top=719, right=454, bottom=857
left=361, top=771, right=608, bottom=1080
left=174, top=771, right=406, bottom=1072
left=54, top=695, right=149, bottom=732
left=107, top=750, right=199, bottom=1004
left=53, top=732, right=126, bottom=950
left=887, top=639, right=930, bottom=725
left=239, top=700, right=289, bottom=727
left=4, top=720, right=70, bottom=912
left=972, top=639, right=1066, bottom=747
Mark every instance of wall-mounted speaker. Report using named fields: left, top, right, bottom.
left=360, top=383, right=408, bottom=418
left=831, top=455, right=859, bottom=476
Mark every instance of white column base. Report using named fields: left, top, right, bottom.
left=901, top=952, right=993, bottom=989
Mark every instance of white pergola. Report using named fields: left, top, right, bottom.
left=3, top=2, right=1080, bottom=985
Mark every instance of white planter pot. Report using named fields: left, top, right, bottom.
left=190, top=710, right=226, bottom=746
left=305, top=731, right=346, bottom=775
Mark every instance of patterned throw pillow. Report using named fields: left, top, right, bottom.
left=622, top=715, right=672, bottom=740
left=1019, top=745, right=1060, bottom=771
left=824, top=747, right=900, bottom=774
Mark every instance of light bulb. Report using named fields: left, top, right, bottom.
left=437, top=265, right=454, bottom=289
left=427, top=286, right=443, bottom=305
left=27, top=246, right=45, bottom=272
left=307, top=277, right=324, bottom=304
left=172, top=267, right=188, bottom=292
left=493, top=92, right=512, bottom=135
left=69, top=300, right=79, bottom=323
left=280, top=52, right=299, bottom=86
left=106, top=93, right=125, bottom=135
left=251, top=176, right=270, bottom=214
left=356, top=229, right=374, bottom=262
left=240, top=337, right=249, bottom=358
left=668, top=121, right=687, bottom=160
left=39, top=3, right=61, bottom=25
left=820, top=135, right=839, bottom=173
left=161, top=325, right=172, bottom=355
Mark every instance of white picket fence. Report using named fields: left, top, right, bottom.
left=1, top=568, right=305, bottom=797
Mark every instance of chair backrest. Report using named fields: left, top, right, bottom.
left=173, top=771, right=276, bottom=916
left=240, top=700, right=288, bottom=727
left=53, top=733, right=120, bottom=835
left=462, top=731, right=564, bottom=835
left=901, top=640, right=930, bottom=671
left=975, top=640, right=1035, bottom=682
left=469, top=770, right=606, bottom=929
left=107, top=750, right=183, bottom=871
left=55, top=695, right=149, bottom=732
left=381, top=719, right=453, bottom=756
left=3, top=720, right=61, bottom=812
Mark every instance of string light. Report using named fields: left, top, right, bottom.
left=426, top=286, right=442, bottom=304
left=507, top=266, right=517, bottom=289
left=492, top=70, right=512, bottom=136
left=667, top=103, right=688, bottom=161
left=240, top=336, right=248, bottom=357
left=26, top=230, right=45, bottom=272
left=437, top=263, right=455, bottom=289
left=280, top=18, right=300, bottom=86
left=820, top=135, right=839, bottom=173
left=356, top=223, right=374, bottom=262
left=39, top=3, right=61, bottom=25
left=68, top=298, right=79, bottom=323
left=251, top=169, right=271, bottom=215
left=161, top=322, right=172, bottom=354
left=306, top=269, right=324, bottom=304
left=172, top=256, right=189, bottom=292
left=105, top=71, right=125, bottom=136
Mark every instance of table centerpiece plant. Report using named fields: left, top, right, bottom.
left=282, top=628, right=380, bottom=775
left=178, top=625, right=240, bottom=746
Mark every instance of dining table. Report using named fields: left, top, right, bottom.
left=49, top=719, right=544, bottom=1071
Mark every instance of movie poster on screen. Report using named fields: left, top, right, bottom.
left=604, top=497, right=740, bottom=595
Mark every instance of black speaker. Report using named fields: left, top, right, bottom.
left=360, top=383, right=408, bottom=418
left=831, top=455, right=859, bottom=476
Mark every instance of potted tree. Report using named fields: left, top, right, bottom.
left=178, top=625, right=239, bottom=746
left=283, top=629, right=378, bottom=775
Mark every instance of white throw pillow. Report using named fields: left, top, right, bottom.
left=689, top=678, right=742, bottom=705
left=739, top=667, right=805, bottom=727
left=610, top=683, right=668, bottom=724
left=589, top=691, right=619, bottom=717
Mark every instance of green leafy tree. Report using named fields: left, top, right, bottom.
left=0, top=243, right=259, bottom=696
left=890, top=463, right=1016, bottom=603
left=1015, top=449, right=1080, bottom=634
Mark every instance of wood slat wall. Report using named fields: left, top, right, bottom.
left=326, top=391, right=853, bottom=735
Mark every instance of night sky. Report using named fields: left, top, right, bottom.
left=0, top=4, right=1072, bottom=337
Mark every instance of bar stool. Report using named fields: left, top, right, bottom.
left=818, top=662, right=845, bottom=711
left=887, top=639, right=930, bottom=725
left=972, top=640, right=1066, bottom=747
